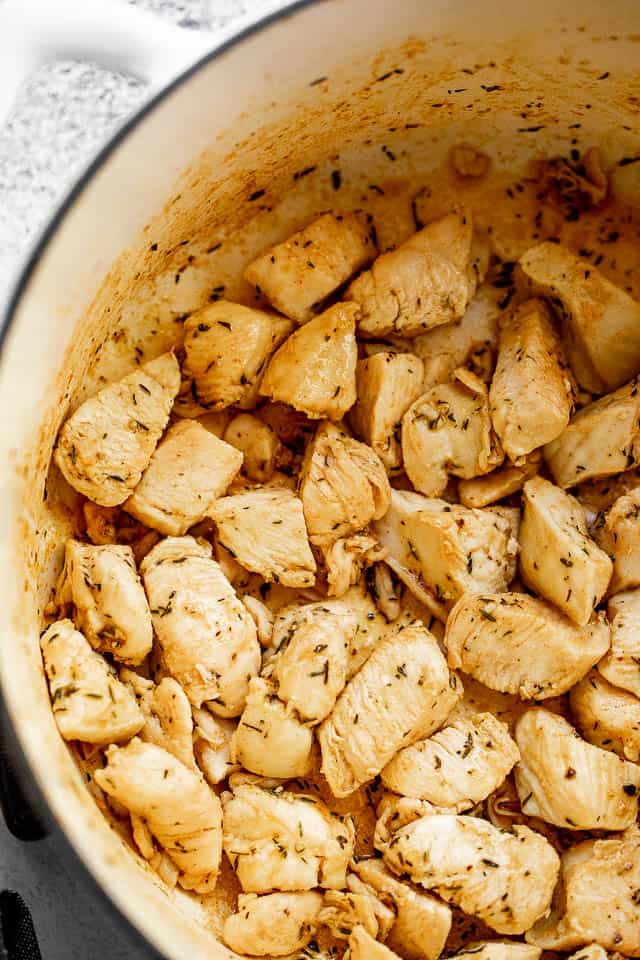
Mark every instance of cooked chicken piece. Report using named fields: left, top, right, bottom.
left=244, top=212, right=375, bottom=324
left=445, top=593, right=609, bottom=699
left=345, top=926, right=402, bottom=960
left=182, top=300, right=292, bottom=411
left=600, top=590, right=640, bottom=697
left=259, top=302, right=358, bottom=420
left=61, top=540, right=152, bottom=665
left=192, top=708, right=239, bottom=785
left=526, top=826, right=640, bottom=954
left=346, top=210, right=482, bottom=338
left=318, top=622, right=462, bottom=797
left=231, top=677, right=313, bottom=778
left=374, top=793, right=439, bottom=848
left=575, top=468, right=640, bottom=514
left=489, top=299, right=574, bottom=460
left=223, top=413, right=279, bottom=483
left=519, top=242, right=640, bottom=393
left=458, top=452, right=541, bottom=508
left=519, top=477, right=612, bottom=625
left=544, top=378, right=640, bottom=488
left=514, top=707, right=640, bottom=830
left=375, top=489, right=518, bottom=615
left=382, top=711, right=519, bottom=810
left=222, top=781, right=354, bottom=892
left=349, top=352, right=424, bottom=473
left=299, top=421, right=390, bottom=546
left=41, top=619, right=144, bottom=744
left=242, top=594, right=275, bottom=647
left=95, top=738, right=222, bottom=894
left=452, top=945, right=540, bottom=960
left=211, top=488, right=316, bottom=587
left=564, top=947, right=608, bottom=960
left=141, top=536, right=260, bottom=714
left=120, top=670, right=195, bottom=770
left=223, top=891, right=323, bottom=957
left=124, top=420, right=242, bottom=535
left=322, top=534, right=387, bottom=598
left=54, top=352, right=180, bottom=506
left=402, top=367, right=503, bottom=496
left=382, top=814, right=559, bottom=935
left=320, top=877, right=395, bottom=940
left=354, top=858, right=452, bottom=960
left=570, top=669, right=640, bottom=761
left=593, top=487, right=640, bottom=595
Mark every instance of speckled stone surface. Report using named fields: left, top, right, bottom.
left=0, top=2, right=285, bottom=957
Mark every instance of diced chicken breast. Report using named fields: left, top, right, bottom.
left=320, top=878, right=395, bottom=940
left=318, top=622, right=462, bottom=797
left=526, top=826, right=640, bottom=955
left=375, top=489, right=518, bottom=615
left=345, top=926, right=402, bottom=960
left=192, top=709, right=239, bottom=785
left=382, top=814, right=559, bottom=935
left=120, top=670, right=195, bottom=770
left=519, top=477, right=612, bottom=625
left=182, top=301, right=293, bottom=411
left=41, top=620, right=144, bottom=743
left=54, top=352, right=180, bottom=506
left=223, top=414, right=279, bottom=483
left=211, top=488, right=316, bottom=587
left=544, top=377, right=640, bottom=488
left=594, top=487, right=640, bottom=595
left=564, top=947, right=607, bottom=960
left=223, top=891, right=323, bottom=957
left=600, top=590, right=640, bottom=697
left=519, top=242, right=640, bottom=393
left=259, top=302, right=359, bottom=420
left=382, top=712, right=519, bottom=811
left=346, top=210, right=482, bottom=338
left=299, top=421, right=390, bottom=546
left=570, top=669, right=640, bottom=761
left=61, top=539, right=152, bottom=665
left=349, top=352, right=424, bottom=473
left=445, top=593, right=609, bottom=699
left=322, top=534, right=387, bottom=598
left=489, top=299, right=574, bottom=460
left=451, top=945, right=541, bottom=960
left=458, top=452, right=541, bottom=508
left=244, top=212, right=375, bottom=324
left=124, top=420, right=242, bottom=535
left=402, top=368, right=503, bottom=496
left=141, top=536, right=260, bottom=714
left=231, top=677, right=313, bottom=778
left=95, top=738, right=222, bottom=894
left=575, top=468, right=640, bottom=514
left=222, top=781, right=354, bottom=892
left=514, top=707, right=640, bottom=830
left=353, top=859, right=452, bottom=960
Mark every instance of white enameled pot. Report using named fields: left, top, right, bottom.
left=0, top=1, right=639, bottom=957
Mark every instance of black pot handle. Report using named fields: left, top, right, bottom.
left=0, top=706, right=46, bottom=843
left=0, top=891, right=42, bottom=960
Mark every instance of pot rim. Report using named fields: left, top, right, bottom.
left=0, top=0, right=316, bottom=953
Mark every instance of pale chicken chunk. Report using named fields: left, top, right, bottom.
left=182, top=300, right=292, bottom=411
left=600, top=590, right=640, bottom=697
left=345, top=927, right=402, bottom=960
left=514, top=707, right=640, bottom=830
left=124, top=419, right=242, bottom=535
left=95, top=738, right=222, bottom=894
left=519, top=242, right=640, bottom=393
left=489, top=299, right=574, bottom=460
left=223, top=414, right=279, bottom=483
left=565, top=947, right=608, bottom=960
left=231, top=677, right=313, bottom=778
left=349, top=352, right=424, bottom=473
left=320, top=877, right=395, bottom=940
left=402, top=368, right=503, bottom=496
left=41, top=619, right=143, bottom=744
left=318, top=622, right=462, bottom=797
left=544, top=378, right=640, bottom=488
left=211, top=488, right=316, bottom=587
left=375, top=489, right=518, bottom=616
left=222, top=781, right=354, bottom=892
left=382, top=712, right=519, bottom=810
left=519, top=477, right=612, bottom=625
left=593, top=487, right=640, bottom=595
left=299, top=421, right=390, bottom=546
left=141, top=536, right=260, bottom=714
left=260, top=302, right=358, bottom=420
left=192, top=708, right=239, bottom=785
left=54, top=352, right=180, bottom=506
left=223, top=891, right=323, bottom=957
left=244, top=212, right=375, bottom=323
left=382, top=814, right=559, bottom=935
left=526, top=827, right=640, bottom=954
left=61, top=539, right=152, bottom=665
left=570, top=670, right=640, bottom=761
left=458, top=452, right=541, bottom=509
left=119, top=671, right=195, bottom=770
left=445, top=593, right=609, bottom=699
left=322, top=534, right=387, bottom=598
left=452, top=946, right=540, bottom=960
left=346, top=211, right=482, bottom=338
left=354, top=859, right=452, bottom=960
